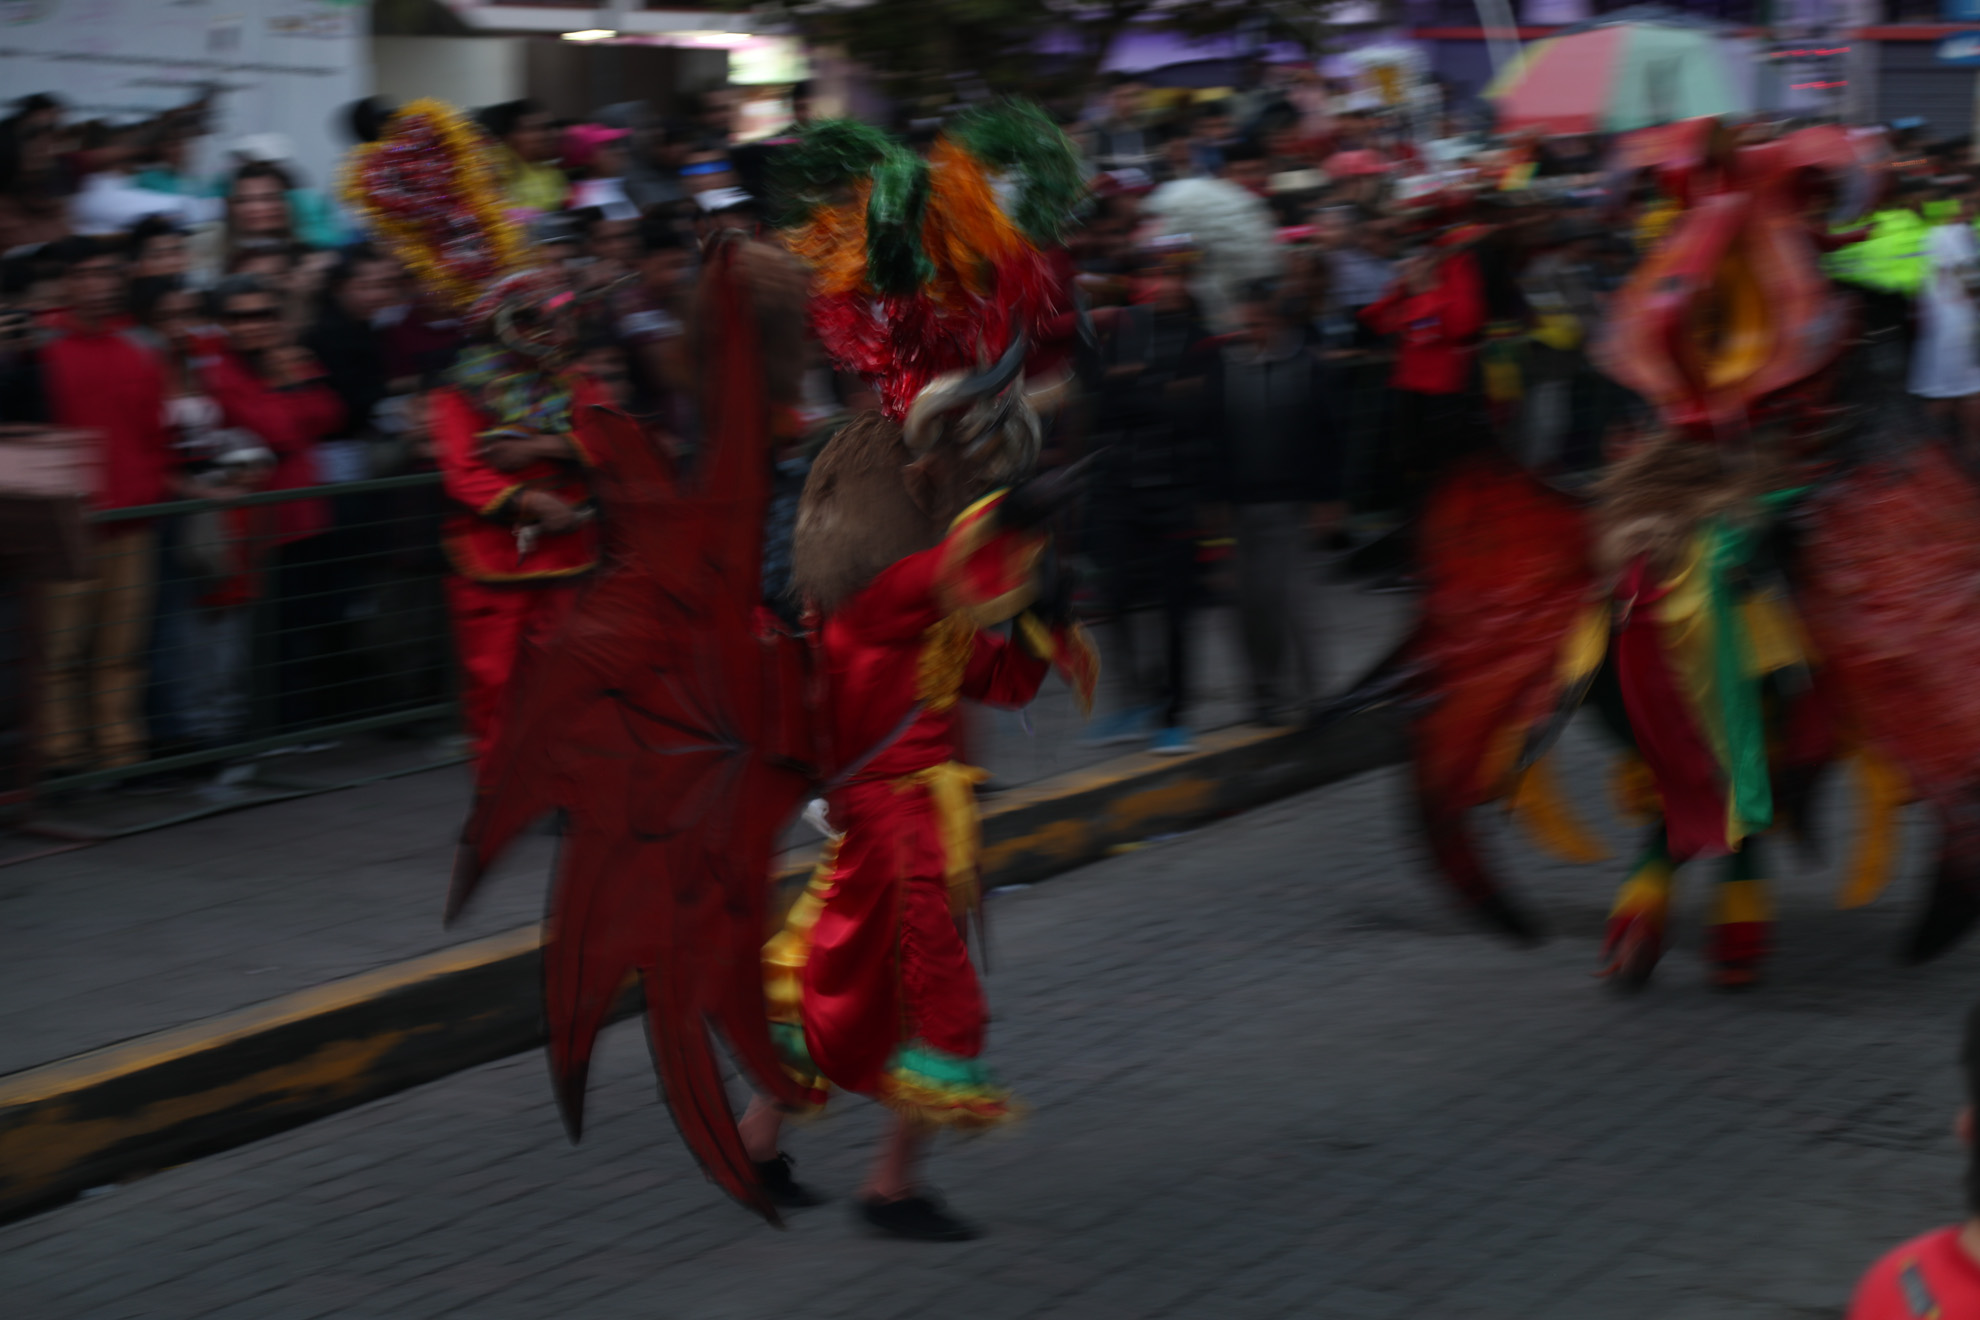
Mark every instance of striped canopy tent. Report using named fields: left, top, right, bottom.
left=1486, top=13, right=1751, bottom=135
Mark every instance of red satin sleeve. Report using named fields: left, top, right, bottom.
left=433, top=387, right=526, bottom=517
left=960, top=630, right=1048, bottom=709
left=832, top=490, right=1047, bottom=646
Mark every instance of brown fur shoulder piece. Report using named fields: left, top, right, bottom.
left=1590, top=436, right=1775, bottom=579
left=790, top=412, right=945, bottom=614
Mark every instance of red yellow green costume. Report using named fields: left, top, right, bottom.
left=1340, top=118, right=1980, bottom=987
left=430, top=377, right=598, bottom=757
left=766, top=494, right=1093, bottom=1126
left=450, top=100, right=1099, bottom=1222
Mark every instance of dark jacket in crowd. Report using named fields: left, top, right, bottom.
left=304, top=303, right=388, bottom=442
left=1203, top=333, right=1343, bottom=506
left=1094, top=304, right=1215, bottom=519
left=0, top=340, right=44, bottom=422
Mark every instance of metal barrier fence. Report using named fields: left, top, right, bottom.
left=34, top=472, right=458, bottom=803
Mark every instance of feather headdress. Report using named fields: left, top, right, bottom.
left=776, top=102, right=1085, bottom=419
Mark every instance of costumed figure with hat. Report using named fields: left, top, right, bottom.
left=344, top=99, right=601, bottom=758
left=1325, top=116, right=1980, bottom=989
left=446, top=101, right=1097, bottom=1243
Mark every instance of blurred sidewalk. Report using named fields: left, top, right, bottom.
left=0, top=569, right=1411, bottom=1078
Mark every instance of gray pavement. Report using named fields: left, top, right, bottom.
left=1, top=719, right=1971, bottom=1318
left=0, top=578, right=1410, bottom=1075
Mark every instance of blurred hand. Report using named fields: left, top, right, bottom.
left=515, top=489, right=579, bottom=534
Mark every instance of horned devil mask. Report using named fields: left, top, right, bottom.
left=790, top=333, right=1072, bottom=613
left=902, top=335, right=1065, bottom=490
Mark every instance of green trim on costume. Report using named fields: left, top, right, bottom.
left=771, top=1022, right=817, bottom=1074
left=889, top=1042, right=998, bottom=1090
left=1703, top=518, right=1772, bottom=840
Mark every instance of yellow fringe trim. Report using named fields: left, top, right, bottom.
left=1712, top=877, right=1773, bottom=926
left=876, top=1073, right=1019, bottom=1131
left=1838, top=751, right=1911, bottom=909
left=1610, top=752, right=1663, bottom=826
left=1556, top=601, right=1610, bottom=688
left=914, top=613, right=975, bottom=713
left=1508, top=752, right=1611, bottom=864
left=1610, top=856, right=1674, bottom=921
left=893, top=761, right=989, bottom=918
left=1741, top=592, right=1808, bottom=677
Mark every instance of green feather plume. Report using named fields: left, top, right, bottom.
left=770, top=118, right=897, bottom=228
left=864, top=147, right=933, bottom=295
left=949, top=100, right=1086, bottom=244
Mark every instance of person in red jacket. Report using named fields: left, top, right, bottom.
left=1848, top=1002, right=1980, bottom=1318
left=193, top=275, right=343, bottom=544
left=1359, top=227, right=1489, bottom=590
left=1362, top=232, right=1488, bottom=506
left=37, top=235, right=175, bottom=771
left=430, top=269, right=599, bottom=757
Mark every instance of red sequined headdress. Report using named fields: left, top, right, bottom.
left=342, top=98, right=528, bottom=314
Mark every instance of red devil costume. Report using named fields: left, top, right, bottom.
left=766, top=485, right=1092, bottom=1127
left=1327, top=116, right=1980, bottom=989
left=430, top=278, right=600, bottom=756
left=447, top=101, right=1096, bottom=1235
left=345, top=100, right=599, bottom=758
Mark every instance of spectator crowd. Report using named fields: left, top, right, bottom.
left=0, top=71, right=1968, bottom=785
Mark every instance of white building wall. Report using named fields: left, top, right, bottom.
left=371, top=36, right=528, bottom=113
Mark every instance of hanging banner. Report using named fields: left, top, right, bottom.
left=0, top=0, right=369, bottom=195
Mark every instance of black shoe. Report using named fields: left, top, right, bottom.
left=752, top=1152, right=826, bottom=1209
left=856, top=1192, right=979, bottom=1242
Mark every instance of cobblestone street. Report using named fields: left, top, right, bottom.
left=3, top=721, right=1972, bottom=1319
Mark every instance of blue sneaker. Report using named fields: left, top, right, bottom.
left=1148, top=726, right=1196, bottom=756
left=1081, top=704, right=1159, bottom=747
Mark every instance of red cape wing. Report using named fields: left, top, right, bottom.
left=452, top=240, right=822, bottom=1219
left=1797, top=447, right=1980, bottom=962
left=1410, top=456, right=1596, bottom=940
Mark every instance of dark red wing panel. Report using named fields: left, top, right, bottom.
left=452, top=240, right=823, bottom=1220
left=1409, top=456, right=1596, bottom=940
left=1797, top=445, right=1980, bottom=808
left=1797, top=446, right=1980, bottom=963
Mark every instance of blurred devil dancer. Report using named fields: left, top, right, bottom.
left=430, top=269, right=599, bottom=757
left=738, top=108, right=1097, bottom=1241
left=342, top=99, right=599, bottom=759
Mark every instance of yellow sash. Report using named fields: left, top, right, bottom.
left=896, top=760, right=991, bottom=917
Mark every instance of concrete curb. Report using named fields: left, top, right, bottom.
left=0, top=710, right=1407, bottom=1223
